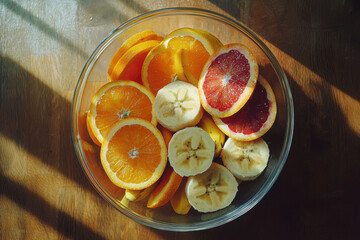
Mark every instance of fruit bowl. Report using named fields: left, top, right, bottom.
left=71, top=7, right=294, bottom=231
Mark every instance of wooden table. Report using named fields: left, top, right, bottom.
left=1, top=0, right=359, bottom=239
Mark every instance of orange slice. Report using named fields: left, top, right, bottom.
left=199, top=43, right=259, bottom=118
left=87, top=80, right=156, bottom=145
left=108, top=30, right=163, bottom=77
left=100, top=118, right=167, bottom=190
left=214, top=76, right=277, bottom=141
left=157, top=124, right=173, bottom=148
left=109, top=40, right=161, bottom=83
left=147, top=165, right=183, bottom=208
left=180, top=28, right=223, bottom=86
left=142, top=28, right=222, bottom=95
left=141, top=44, right=187, bottom=95
left=86, top=112, right=101, bottom=146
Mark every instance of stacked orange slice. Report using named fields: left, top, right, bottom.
left=108, top=30, right=163, bottom=83
left=87, top=80, right=156, bottom=145
left=142, top=28, right=222, bottom=95
left=84, top=28, right=279, bottom=215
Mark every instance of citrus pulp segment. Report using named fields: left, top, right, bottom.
left=147, top=165, right=183, bottom=208
left=214, top=76, right=277, bottom=141
left=100, top=118, right=167, bottom=190
left=108, top=30, right=163, bottom=78
left=166, top=28, right=223, bottom=86
left=87, top=81, right=156, bottom=145
left=198, top=43, right=259, bottom=118
left=142, top=28, right=222, bottom=95
left=109, top=40, right=161, bottom=83
left=142, top=44, right=187, bottom=95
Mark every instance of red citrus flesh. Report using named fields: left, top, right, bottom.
left=223, top=82, right=269, bottom=133
left=214, top=76, right=277, bottom=141
left=199, top=44, right=258, bottom=118
left=203, top=50, right=250, bottom=111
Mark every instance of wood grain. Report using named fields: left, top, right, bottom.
left=1, top=0, right=360, bottom=239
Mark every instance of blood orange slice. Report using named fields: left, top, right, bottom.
left=213, top=76, right=277, bottom=141
left=198, top=43, right=259, bottom=118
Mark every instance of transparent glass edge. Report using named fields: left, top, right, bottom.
left=71, top=7, right=295, bottom=231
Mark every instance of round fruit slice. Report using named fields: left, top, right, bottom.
left=108, top=30, right=163, bottom=77
left=142, top=28, right=222, bottom=95
left=109, top=40, right=161, bottom=83
left=174, top=28, right=223, bottom=86
left=147, top=165, right=183, bottom=208
left=168, top=127, right=215, bottom=177
left=87, top=80, right=156, bottom=145
left=185, top=162, right=238, bottom=213
left=198, top=43, right=259, bottom=118
left=154, top=81, right=203, bottom=132
left=100, top=118, right=167, bottom=190
left=214, top=76, right=277, bottom=141
left=221, top=137, right=270, bottom=181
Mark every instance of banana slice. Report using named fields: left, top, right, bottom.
left=221, top=137, right=270, bottom=181
left=154, top=81, right=203, bottom=132
left=168, top=127, right=215, bottom=177
left=198, top=113, right=225, bottom=157
left=185, top=163, right=238, bottom=213
left=125, top=183, right=157, bottom=202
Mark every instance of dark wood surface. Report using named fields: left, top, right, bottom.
left=1, top=0, right=359, bottom=239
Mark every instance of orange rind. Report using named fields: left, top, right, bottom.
left=100, top=118, right=167, bottom=190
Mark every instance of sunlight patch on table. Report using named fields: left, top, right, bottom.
left=266, top=43, right=360, bottom=138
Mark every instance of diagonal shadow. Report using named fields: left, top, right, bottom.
left=123, top=0, right=149, bottom=13
left=149, top=67, right=360, bottom=239
left=209, top=0, right=360, bottom=102
left=0, top=174, right=106, bottom=240
left=75, top=0, right=125, bottom=26
left=266, top=70, right=360, bottom=238
left=0, top=54, right=114, bottom=238
left=155, top=70, right=359, bottom=239
left=200, top=70, right=360, bottom=239
left=0, top=55, right=92, bottom=192
left=1, top=0, right=88, bottom=59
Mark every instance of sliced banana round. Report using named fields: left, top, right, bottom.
left=154, top=80, right=203, bottom=132
left=185, top=163, right=238, bottom=213
left=168, top=127, right=215, bottom=177
left=221, top=137, right=270, bottom=181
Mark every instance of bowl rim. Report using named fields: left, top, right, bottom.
left=71, top=7, right=294, bottom=231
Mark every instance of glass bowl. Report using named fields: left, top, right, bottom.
left=71, top=7, right=294, bottom=231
